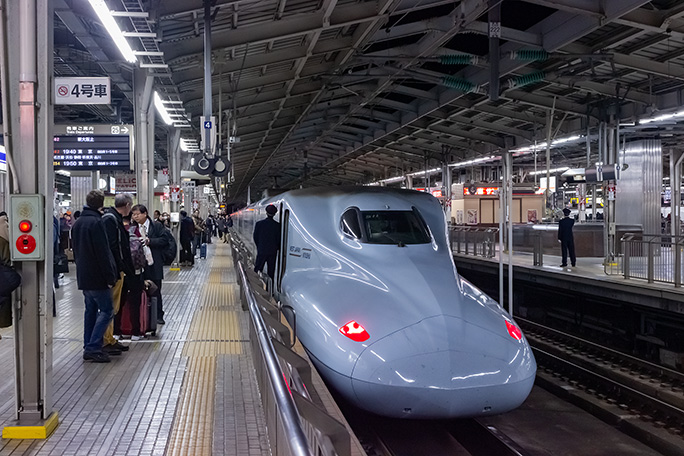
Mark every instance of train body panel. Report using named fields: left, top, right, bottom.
left=232, top=186, right=536, bottom=418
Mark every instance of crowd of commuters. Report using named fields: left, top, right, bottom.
left=70, top=190, right=170, bottom=363
left=1, top=193, right=237, bottom=362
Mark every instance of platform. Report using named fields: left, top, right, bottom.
left=453, top=247, right=684, bottom=314
left=0, top=243, right=271, bottom=456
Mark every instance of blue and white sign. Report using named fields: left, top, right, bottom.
left=0, top=145, right=6, bottom=172
left=204, top=121, right=212, bottom=129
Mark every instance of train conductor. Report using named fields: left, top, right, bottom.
left=253, top=204, right=281, bottom=279
left=558, top=207, right=576, bottom=268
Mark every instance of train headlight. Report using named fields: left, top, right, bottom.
left=505, top=320, right=522, bottom=340
left=339, top=320, right=370, bottom=342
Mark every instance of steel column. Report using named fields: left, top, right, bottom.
left=3, top=0, right=54, bottom=423
left=134, top=69, right=154, bottom=207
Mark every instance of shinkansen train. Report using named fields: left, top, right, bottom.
left=232, top=187, right=536, bottom=419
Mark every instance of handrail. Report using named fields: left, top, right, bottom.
left=237, top=261, right=312, bottom=456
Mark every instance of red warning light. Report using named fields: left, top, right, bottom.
left=505, top=320, right=522, bottom=340
left=339, top=321, right=370, bottom=342
left=19, top=220, right=32, bottom=233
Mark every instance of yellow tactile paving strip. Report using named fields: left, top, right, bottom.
left=166, top=245, right=243, bottom=456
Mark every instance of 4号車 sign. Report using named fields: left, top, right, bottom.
left=55, top=77, right=111, bottom=105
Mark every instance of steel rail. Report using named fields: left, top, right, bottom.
left=532, top=346, right=684, bottom=423
left=519, top=318, right=684, bottom=384
left=237, top=261, right=312, bottom=456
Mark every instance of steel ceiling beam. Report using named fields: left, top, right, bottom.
left=163, top=2, right=382, bottom=64
left=281, top=0, right=649, bottom=188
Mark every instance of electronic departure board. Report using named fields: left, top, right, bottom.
left=53, top=124, right=133, bottom=171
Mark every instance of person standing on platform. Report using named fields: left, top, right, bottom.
left=558, top=207, right=576, bottom=268
left=0, top=212, right=17, bottom=335
left=253, top=204, right=281, bottom=279
left=72, top=190, right=118, bottom=363
left=192, top=210, right=205, bottom=257
left=216, top=214, right=226, bottom=243
left=121, top=214, right=146, bottom=340
left=132, top=204, right=168, bottom=325
left=205, top=215, right=214, bottom=244
left=179, top=210, right=195, bottom=266
left=102, top=193, right=134, bottom=355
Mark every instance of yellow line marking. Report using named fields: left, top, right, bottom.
left=167, top=245, right=243, bottom=456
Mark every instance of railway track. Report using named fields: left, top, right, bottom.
left=519, top=317, right=684, bottom=455
left=352, top=414, right=526, bottom=456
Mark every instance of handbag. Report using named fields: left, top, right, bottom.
left=0, top=263, right=21, bottom=296
left=54, top=252, right=69, bottom=274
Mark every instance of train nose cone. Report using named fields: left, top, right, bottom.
left=351, top=316, right=536, bottom=418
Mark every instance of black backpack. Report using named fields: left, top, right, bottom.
left=160, top=227, right=177, bottom=265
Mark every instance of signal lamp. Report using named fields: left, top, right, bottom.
left=505, top=320, right=522, bottom=340
left=339, top=320, right=370, bottom=342
left=19, top=220, right=32, bottom=233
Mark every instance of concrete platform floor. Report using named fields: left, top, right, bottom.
left=0, top=242, right=270, bottom=456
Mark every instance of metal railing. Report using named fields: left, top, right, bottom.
left=231, top=237, right=352, bottom=456
left=450, top=226, right=498, bottom=258
left=622, top=233, right=684, bottom=287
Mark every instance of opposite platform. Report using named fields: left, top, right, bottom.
left=0, top=242, right=271, bottom=456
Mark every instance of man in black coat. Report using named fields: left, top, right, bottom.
left=71, top=190, right=118, bottom=363
left=253, top=204, right=281, bottom=279
left=132, top=204, right=168, bottom=325
left=558, top=207, right=576, bottom=267
left=179, top=210, right=195, bottom=266
left=102, top=193, right=134, bottom=354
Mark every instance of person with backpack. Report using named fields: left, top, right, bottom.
left=120, top=214, right=147, bottom=339
left=101, top=193, right=134, bottom=355
left=131, top=204, right=168, bottom=325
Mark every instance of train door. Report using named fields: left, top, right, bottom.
left=276, top=208, right=289, bottom=293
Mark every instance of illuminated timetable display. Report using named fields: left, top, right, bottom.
left=53, top=124, right=133, bottom=171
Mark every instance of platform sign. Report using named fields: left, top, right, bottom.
left=0, top=145, right=6, bottom=172
left=115, top=172, right=137, bottom=193
left=53, top=124, right=133, bottom=171
left=55, top=77, right=111, bottom=105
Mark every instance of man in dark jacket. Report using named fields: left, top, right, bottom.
left=253, top=204, right=281, bottom=279
left=558, top=207, right=576, bottom=268
left=179, top=210, right=195, bottom=266
left=132, top=204, right=168, bottom=325
left=102, top=193, right=134, bottom=354
left=71, top=190, right=118, bottom=363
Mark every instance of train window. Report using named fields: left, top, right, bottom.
left=340, top=208, right=363, bottom=239
left=361, top=211, right=431, bottom=245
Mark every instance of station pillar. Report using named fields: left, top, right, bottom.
left=134, top=69, right=154, bottom=208
left=1, top=0, right=57, bottom=436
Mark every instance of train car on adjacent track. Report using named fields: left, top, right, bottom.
left=232, top=187, right=536, bottom=419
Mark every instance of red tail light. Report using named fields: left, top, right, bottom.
left=339, top=321, right=370, bottom=342
left=506, top=320, right=522, bottom=340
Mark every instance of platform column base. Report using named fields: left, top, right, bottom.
left=2, top=411, right=59, bottom=439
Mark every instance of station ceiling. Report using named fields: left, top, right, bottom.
left=53, top=0, right=684, bottom=201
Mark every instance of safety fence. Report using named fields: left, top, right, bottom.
left=449, top=226, right=498, bottom=259
left=621, top=233, right=684, bottom=287
left=230, top=235, right=352, bottom=456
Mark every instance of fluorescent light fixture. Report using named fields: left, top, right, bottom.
left=55, top=170, right=71, bottom=177
left=87, top=0, right=137, bottom=63
left=511, top=134, right=583, bottom=154
left=409, top=167, right=441, bottom=177
left=450, top=155, right=497, bottom=168
left=154, top=92, right=174, bottom=125
left=639, top=110, right=684, bottom=125
left=529, top=166, right=569, bottom=176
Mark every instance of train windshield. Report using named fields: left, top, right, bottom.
left=361, top=211, right=431, bottom=245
